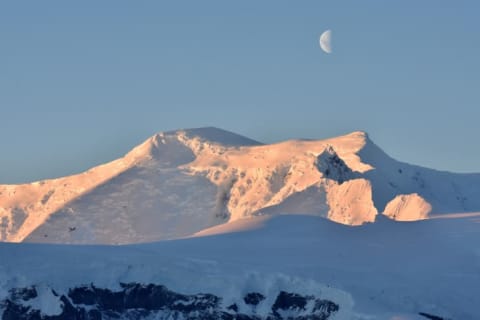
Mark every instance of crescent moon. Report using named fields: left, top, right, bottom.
left=319, top=30, right=332, bottom=54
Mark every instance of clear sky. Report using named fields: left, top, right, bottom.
left=1, top=1, right=479, bottom=183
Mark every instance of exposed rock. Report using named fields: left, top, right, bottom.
left=418, top=311, right=448, bottom=320
left=244, top=292, right=266, bottom=306
left=315, top=146, right=354, bottom=184
left=270, top=291, right=338, bottom=320
left=9, top=287, right=37, bottom=302
left=1, top=284, right=339, bottom=320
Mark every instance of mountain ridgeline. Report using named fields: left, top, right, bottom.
left=1, top=127, right=479, bottom=244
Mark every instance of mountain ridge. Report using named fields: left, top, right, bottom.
left=1, top=127, right=479, bottom=244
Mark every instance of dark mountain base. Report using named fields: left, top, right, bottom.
left=1, top=283, right=339, bottom=320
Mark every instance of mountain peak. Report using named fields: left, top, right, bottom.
left=167, top=127, right=262, bottom=147
left=336, top=130, right=372, bottom=147
left=346, top=130, right=369, bottom=138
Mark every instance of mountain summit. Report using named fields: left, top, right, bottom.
left=1, top=127, right=479, bottom=244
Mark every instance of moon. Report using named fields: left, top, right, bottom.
left=319, top=30, right=332, bottom=54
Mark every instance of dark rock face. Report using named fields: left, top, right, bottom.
left=9, top=287, right=38, bottom=302
left=315, top=146, right=354, bottom=184
left=1, top=283, right=340, bottom=320
left=418, top=312, right=448, bottom=320
left=271, top=291, right=339, bottom=320
left=244, top=292, right=266, bottom=306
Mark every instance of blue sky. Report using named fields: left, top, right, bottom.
left=1, top=1, right=479, bottom=183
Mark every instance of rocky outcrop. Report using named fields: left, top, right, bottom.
left=418, top=311, right=449, bottom=320
left=315, top=146, right=354, bottom=184
left=1, top=284, right=339, bottom=320
left=383, top=193, right=432, bottom=221
left=326, top=179, right=377, bottom=225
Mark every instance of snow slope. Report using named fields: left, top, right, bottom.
left=0, top=128, right=259, bottom=244
left=1, top=127, right=479, bottom=244
left=0, top=213, right=478, bottom=319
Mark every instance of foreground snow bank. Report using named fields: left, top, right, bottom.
left=0, top=214, right=477, bottom=319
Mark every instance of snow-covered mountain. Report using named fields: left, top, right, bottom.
left=1, top=127, right=479, bottom=244
left=1, top=127, right=479, bottom=319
